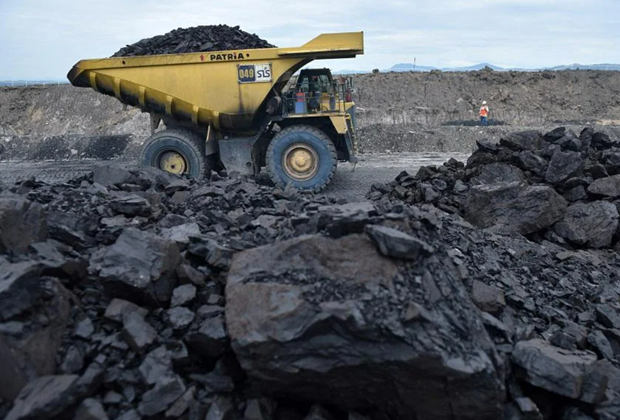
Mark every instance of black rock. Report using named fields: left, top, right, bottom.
left=517, top=151, right=548, bottom=177
left=186, top=316, right=228, bottom=359
left=92, top=164, right=133, bottom=187
left=364, top=224, right=434, bottom=260
left=470, top=163, right=526, bottom=185
left=122, top=311, right=158, bottom=353
left=227, top=234, right=504, bottom=420
left=165, top=386, right=195, bottom=418
left=595, top=304, right=620, bottom=329
left=0, top=195, right=47, bottom=254
left=244, top=398, right=276, bottom=420
left=171, top=284, right=197, bottom=307
left=464, top=182, right=567, bottom=235
left=544, top=127, right=569, bottom=142
left=204, top=395, right=236, bottom=420
left=138, top=374, right=186, bottom=416
left=553, top=201, right=618, bottom=248
left=500, top=131, right=544, bottom=151
left=188, top=238, right=235, bottom=270
left=503, top=397, right=543, bottom=420
left=471, top=280, right=506, bottom=314
left=46, top=211, right=93, bottom=251
left=166, top=306, right=195, bottom=330
left=0, top=261, right=42, bottom=321
left=545, top=149, right=585, bottom=184
left=115, top=409, right=141, bottom=420
left=512, top=339, right=598, bottom=400
left=588, top=331, right=614, bottom=360
left=60, top=345, right=85, bottom=374
left=592, top=132, right=614, bottom=150
left=110, top=194, right=153, bottom=217
left=579, top=127, right=594, bottom=149
left=5, top=375, right=78, bottom=420
left=587, top=174, right=620, bottom=198
left=74, top=398, right=109, bottom=420
left=139, top=346, right=174, bottom=385
left=74, top=317, right=95, bottom=339
left=91, top=228, right=181, bottom=305
left=104, top=298, right=148, bottom=322
left=476, top=139, right=499, bottom=153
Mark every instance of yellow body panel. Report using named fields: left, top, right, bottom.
left=67, top=32, right=364, bottom=133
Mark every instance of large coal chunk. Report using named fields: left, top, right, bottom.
left=587, top=174, right=620, bottom=198
left=553, top=201, right=619, bottom=248
left=545, top=149, right=585, bottom=184
left=112, top=24, right=275, bottom=57
left=90, top=228, right=181, bottom=305
left=464, top=182, right=567, bottom=235
left=364, top=225, right=434, bottom=260
left=499, top=130, right=544, bottom=151
left=0, top=261, right=43, bottom=321
left=470, top=163, right=526, bottom=185
left=0, top=195, right=47, bottom=254
left=517, top=151, right=548, bottom=177
left=226, top=234, right=504, bottom=420
left=45, top=211, right=94, bottom=251
left=512, top=339, right=599, bottom=401
left=5, top=375, right=79, bottom=420
left=138, top=374, right=186, bottom=416
left=0, top=272, right=72, bottom=400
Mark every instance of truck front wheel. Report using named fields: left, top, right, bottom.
left=140, top=129, right=206, bottom=178
left=266, top=125, right=337, bottom=193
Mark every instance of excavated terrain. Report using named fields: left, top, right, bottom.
left=2, top=25, right=620, bottom=420
left=2, top=69, right=620, bottom=160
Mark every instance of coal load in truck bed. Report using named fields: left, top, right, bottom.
left=111, top=24, right=276, bottom=57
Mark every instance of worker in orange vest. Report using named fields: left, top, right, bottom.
left=479, top=101, right=489, bottom=126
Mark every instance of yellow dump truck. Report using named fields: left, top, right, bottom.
left=67, top=32, right=364, bottom=192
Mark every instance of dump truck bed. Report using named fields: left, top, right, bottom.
left=68, top=32, right=364, bottom=134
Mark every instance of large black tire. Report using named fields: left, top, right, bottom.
left=140, top=129, right=206, bottom=178
left=266, top=125, right=337, bottom=193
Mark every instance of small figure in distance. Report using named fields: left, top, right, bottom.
left=479, top=101, right=489, bottom=126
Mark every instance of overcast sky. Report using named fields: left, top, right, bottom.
left=1, top=0, right=619, bottom=80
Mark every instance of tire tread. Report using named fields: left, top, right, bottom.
left=266, top=125, right=337, bottom=193
left=140, top=128, right=206, bottom=178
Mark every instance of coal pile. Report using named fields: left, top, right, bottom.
left=111, top=25, right=275, bottom=57
left=1, top=141, right=620, bottom=420
left=369, top=126, right=620, bottom=251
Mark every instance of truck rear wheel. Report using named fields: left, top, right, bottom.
left=266, top=125, right=337, bottom=193
left=140, top=129, right=206, bottom=178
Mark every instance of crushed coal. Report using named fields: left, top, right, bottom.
left=111, top=24, right=276, bottom=57
left=2, top=127, right=620, bottom=420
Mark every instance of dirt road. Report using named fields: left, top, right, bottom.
left=0, top=152, right=469, bottom=201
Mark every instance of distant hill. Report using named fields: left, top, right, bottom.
left=387, top=63, right=437, bottom=72
left=332, top=69, right=369, bottom=75
left=0, top=80, right=68, bottom=87
left=379, top=62, right=620, bottom=73
left=545, top=63, right=620, bottom=71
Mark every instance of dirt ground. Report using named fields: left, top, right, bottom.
left=0, top=152, right=471, bottom=202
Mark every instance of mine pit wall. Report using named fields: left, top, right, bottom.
left=353, top=69, right=620, bottom=127
left=1, top=69, right=619, bottom=159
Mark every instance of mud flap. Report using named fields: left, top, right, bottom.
left=218, top=137, right=256, bottom=175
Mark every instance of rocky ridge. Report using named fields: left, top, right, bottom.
left=1, top=128, right=620, bottom=419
